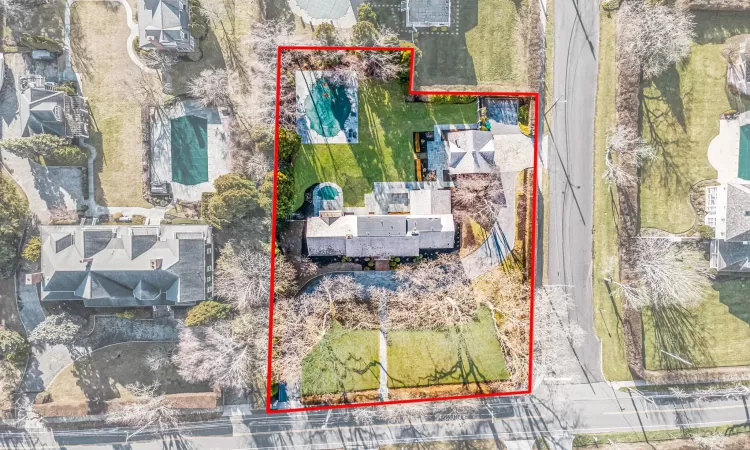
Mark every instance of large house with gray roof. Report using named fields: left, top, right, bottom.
left=138, top=0, right=196, bottom=52
left=705, top=183, right=750, bottom=272
left=28, top=224, right=213, bottom=307
left=306, top=182, right=455, bottom=258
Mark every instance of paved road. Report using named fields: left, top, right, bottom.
left=546, top=0, right=602, bottom=383
left=3, top=383, right=750, bottom=449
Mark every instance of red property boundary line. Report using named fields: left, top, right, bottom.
left=266, top=45, right=539, bottom=414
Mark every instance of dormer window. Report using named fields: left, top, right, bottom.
left=180, top=2, right=186, bottom=10
left=180, top=31, right=187, bottom=40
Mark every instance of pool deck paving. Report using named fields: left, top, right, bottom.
left=708, top=111, right=750, bottom=183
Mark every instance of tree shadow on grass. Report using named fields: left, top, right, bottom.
left=715, top=277, right=750, bottom=326
left=647, top=305, right=713, bottom=371
left=693, top=11, right=750, bottom=45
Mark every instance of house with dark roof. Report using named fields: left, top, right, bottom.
left=705, top=183, right=750, bottom=272
left=28, top=224, right=213, bottom=307
left=19, top=75, right=89, bottom=138
left=138, top=0, right=196, bottom=52
left=306, top=182, right=455, bottom=258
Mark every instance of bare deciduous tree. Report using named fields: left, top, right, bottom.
left=213, top=243, right=270, bottom=311
left=617, top=0, right=695, bottom=79
left=28, top=312, right=84, bottom=345
left=691, top=433, right=730, bottom=450
left=611, top=238, right=708, bottom=309
left=187, top=67, right=231, bottom=108
left=105, top=382, right=180, bottom=433
left=452, top=171, right=505, bottom=230
left=602, top=126, right=655, bottom=187
left=145, top=345, right=174, bottom=372
left=173, top=314, right=267, bottom=393
left=388, top=254, right=477, bottom=329
left=243, top=151, right=271, bottom=186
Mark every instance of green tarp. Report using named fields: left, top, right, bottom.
left=171, top=115, right=208, bottom=185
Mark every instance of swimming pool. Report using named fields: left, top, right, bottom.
left=318, top=185, right=339, bottom=200
left=304, top=77, right=353, bottom=138
left=740, top=124, right=750, bottom=181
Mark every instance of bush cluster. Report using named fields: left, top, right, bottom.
left=185, top=301, right=232, bottom=327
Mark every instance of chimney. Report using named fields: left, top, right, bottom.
left=150, top=258, right=163, bottom=269
left=25, top=272, right=43, bottom=285
left=79, top=257, right=94, bottom=264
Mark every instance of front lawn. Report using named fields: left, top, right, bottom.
left=300, top=323, right=380, bottom=396
left=71, top=2, right=151, bottom=207
left=386, top=308, right=509, bottom=388
left=46, top=342, right=209, bottom=404
left=639, top=12, right=750, bottom=233
left=292, top=80, right=477, bottom=208
left=643, top=278, right=750, bottom=370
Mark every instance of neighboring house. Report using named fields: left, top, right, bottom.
left=306, top=183, right=455, bottom=258
left=138, top=0, right=196, bottom=52
left=27, top=224, right=214, bottom=307
left=19, top=75, right=89, bottom=138
left=705, top=183, right=750, bottom=272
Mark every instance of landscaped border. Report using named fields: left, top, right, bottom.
left=266, top=45, right=540, bottom=413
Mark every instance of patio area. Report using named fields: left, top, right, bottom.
left=707, top=111, right=750, bottom=183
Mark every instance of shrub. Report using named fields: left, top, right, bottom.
left=357, top=3, right=377, bottom=24
left=200, top=192, right=215, bottom=219
left=46, top=145, right=88, bottom=166
left=112, top=212, right=123, bottom=221
left=188, top=0, right=209, bottom=39
left=0, top=328, right=29, bottom=365
left=214, top=173, right=255, bottom=194
left=278, top=127, right=302, bottom=163
left=698, top=224, right=715, bottom=239
left=132, top=215, right=146, bottom=225
left=518, top=103, right=530, bottom=125
left=22, top=236, right=41, bottom=261
left=115, top=310, right=137, bottom=320
left=54, top=85, right=77, bottom=96
left=185, top=301, right=232, bottom=327
left=20, top=33, right=62, bottom=52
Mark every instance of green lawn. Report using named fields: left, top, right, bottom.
left=592, top=11, right=632, bottom=381
left=639, top=12, right=750, bottom=232
left=71, top=2, right=151, bottom=207
left=386, top=308, right=509, bottom=388
left=300, top=323, right=380, bottom=396
left=643, top=278, right=750, bottom=370
left=293, top=80, right=477, bottom=208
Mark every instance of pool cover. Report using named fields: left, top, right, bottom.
left=171, top=115, right=208, bottom=185
left=740, top=125, right=750, bottom=181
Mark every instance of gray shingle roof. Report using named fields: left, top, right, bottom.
left=39, top=225, right=212, bottom=307
left=725, top=184, right=750, bottom=242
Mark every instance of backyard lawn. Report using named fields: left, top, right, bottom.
left=46, top=342, right=209, bottom=405
left=643, top=278, right=750, bottom=370
left=386, top=308, right=509, bottom=388
left=293, top=80, right=477, bottom=208
left=71, top=2, right=151, bottom=207
left=639, top=12, right=750, bottom=233
left=300, top=324, right=380, bottom=396
left=592, top=11, right=631, bottom=381
left=373, top=0, right=529, bottom=88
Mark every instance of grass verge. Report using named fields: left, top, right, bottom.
left=592, top=9, right=632, bottom=381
